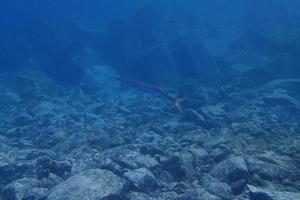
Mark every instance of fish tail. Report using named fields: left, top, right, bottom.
left=173, top=97, right=186, bottom=112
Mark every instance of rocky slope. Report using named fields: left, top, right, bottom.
left=0, top=68, right=299, bottom=200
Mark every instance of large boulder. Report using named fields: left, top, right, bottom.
left=259, top=79, right=300, bottom=101
left=210, top=156, right=249, bottom=183
left=262, top=92, right=300, bottom=108
left=1, top=178, right=45, bottom=200
left=124, top=168, right=159, bottom=193
left=247, top=184, right=300, bottom=200
left=200, top=174, right=232, bottom=200
left=245, top=153, right=297, bottom=181
left=161, top=150, right=195, bottom=181
left=47, top=169, right=128, bottom=200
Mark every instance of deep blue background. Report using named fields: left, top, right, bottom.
left=1, top=0, right=300, bottom=86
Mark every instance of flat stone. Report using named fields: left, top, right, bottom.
left=47, top=169, right=128, bottom=200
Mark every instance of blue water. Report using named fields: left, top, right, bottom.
left=1, top=1, right=300, bottom=199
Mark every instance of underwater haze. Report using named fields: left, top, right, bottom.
left=0, top=0, right=300, bottom=199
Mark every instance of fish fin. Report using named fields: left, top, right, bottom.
left=174, top=97, right=186, bottom=112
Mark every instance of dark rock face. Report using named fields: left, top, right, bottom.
left=47, top=169, right=128, bottom=200
left=99, top=11, right=223, bottom=87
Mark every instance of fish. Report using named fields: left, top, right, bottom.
left=117, top=77, right=186, bottom=112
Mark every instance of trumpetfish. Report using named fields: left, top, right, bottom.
left=117, top=77, right=186, bottom=112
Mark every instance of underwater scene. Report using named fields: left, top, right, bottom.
left=1, top=0, right=300, bottom=199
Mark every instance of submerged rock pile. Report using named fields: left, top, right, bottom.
left=0, top=69, right=299, bottom=200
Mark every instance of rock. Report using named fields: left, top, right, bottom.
left=259, top=24, right=299, bottom=47
left=181, top=187, right=222, bottom=200
left=262, top=90, right=300, bottom=108
left=102, top=148, right=159, bottom=170
left=85, top=103, right=105, bottom=115
left=246, top=155, right=294, bottom=181
left=258, top=79, right=300, bottom=105
left=181, top=130, right=208, bottom=146
left=225, top=50, right=270, bottom=70
left=0, top=158, right=37, bottom=187
left=158, top=191, right=179, bottom=200
left=23, top=187, right=49, bottom=200
left=227, top=64, right=258, bottom=79
left=209, top=145, right=232, bottom=162
left=0, top=69, right=63, bottom=99
left=155, top=170, right=175, bottom=187
left=200, top=174, right=232, bottom=200
left=80, top=65, right=120, bottom=96
left=181, top=109, right=215, bottom=129
left=189, top=148, right=211, bottom=165
left=247, top=184, right=300, bottom=200
left=178, top=81, right=222, bottom=106
left=99, top=158, right=124, bottom=176
left=36, top=158, right=72, bottom=178
left=231, top=179, right=247, bottom=195
left=189, top=147, right=214, bottom=173
left=262, top=79, right=300, bottom=95
left=0, top=152, right=9, bottom=162
left=0, top=92, right=20, bottom=105
left=124, top=168, right=159, bottom=193
left=161, top=150, right=195, bottom=181
left=47, top=169, right=128, bottom=200
left=204, top=128, right=232, bottom=148
left=200, top=104, right=227, bottom=120
left=210, top=156, right=249, bottom=183
left=69, top=148, right=103, bottom=174
left=8, top=149, right=56, bottom=161
left=1, top=178, right=41, bottom=200
left=11, top=113, right=33, bottom=126
left=40, top=173, right=64, bottom=189
left=140, top=144, right=164, bottom=156
left=127, top=192, right=155, bottom=200
left=164, top=181, right=191, bottom=195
